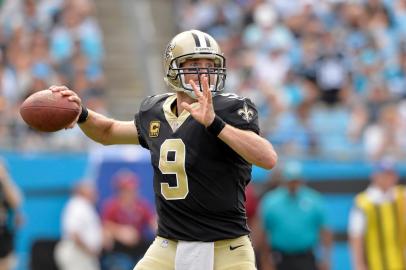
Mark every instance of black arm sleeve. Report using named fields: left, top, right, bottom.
left=134, top=113, right=149, bottom=149
left=222, top=98, right=260, bottom=134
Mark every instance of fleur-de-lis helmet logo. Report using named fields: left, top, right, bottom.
left=164, top=42, right=175, bottom=61
left=238, top=102, right=254, bottom=123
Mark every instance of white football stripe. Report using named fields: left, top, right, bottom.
left=197, top=33, right=207, bottom=48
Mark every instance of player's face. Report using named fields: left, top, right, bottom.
left=373, top=170, right=399, bottom=191
left=181, top=58, right=217, bottom=90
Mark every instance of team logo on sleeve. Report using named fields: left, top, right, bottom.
left=238, top=103, right=254, bottom=123
left=149, top=121, right=160, bottom=137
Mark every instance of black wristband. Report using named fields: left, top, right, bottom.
left=77, top=105, right=89, bottom=124
left=206, top=115, right=226, bottom=136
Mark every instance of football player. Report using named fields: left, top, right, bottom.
left=51, top=29, right=277, bottom=270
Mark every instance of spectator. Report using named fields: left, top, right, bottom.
left=270, top=101, right=318, bottom=156
left=101, top=170, right=156, bottom=270
left=0, top=159, right=22, bottom=270
left=258, top=161, right=332, bottom=270
left=312, top=32, right=350, bottom=106
left=54, top=180, right=103, bottom=270
left=363, top=103, right=406, bottom=160
left=348, top=158, right=406, bottom=270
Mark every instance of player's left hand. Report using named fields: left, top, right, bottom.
left=181, top=76, right=215, bottom=127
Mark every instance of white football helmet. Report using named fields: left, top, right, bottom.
left=163, top=30, right=226, bottom=98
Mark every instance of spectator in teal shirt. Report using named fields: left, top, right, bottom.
left=258, top=161, right=333, bottom=270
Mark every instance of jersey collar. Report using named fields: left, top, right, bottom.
left=163, top=94, right=196, bottom=132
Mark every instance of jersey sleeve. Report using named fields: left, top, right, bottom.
left=134, top=112, right=149, bottom=149
left=221, top=98, right=260, bottom=134
left=133, top=93, right=172, bottom=150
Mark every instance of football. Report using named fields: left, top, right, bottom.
left=20, top=89, right=80, bottom=132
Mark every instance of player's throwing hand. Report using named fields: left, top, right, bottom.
left=49, top=85, right=83, bottom=128
left=49, top=85, right=82, bottom=107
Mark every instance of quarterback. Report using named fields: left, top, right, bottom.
left=51, top=30, right=277, bottom=270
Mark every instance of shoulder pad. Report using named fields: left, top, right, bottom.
left=213, top=93, right=259, bottom=134
left=139, top=93, right=174, bottom=112
left=213, top=93, right=250, bottom=111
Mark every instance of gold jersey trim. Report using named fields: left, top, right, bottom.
left=163, top=94, right=198, bottom=132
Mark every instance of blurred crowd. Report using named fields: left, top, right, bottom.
left=174, top=0, right=406, bottom=161
left=0, top=0, right=107, bottom=151
left=2, top=0, right=406, bottom=160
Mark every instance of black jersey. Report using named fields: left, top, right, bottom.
left=135, top=92, right=260, bottom=241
